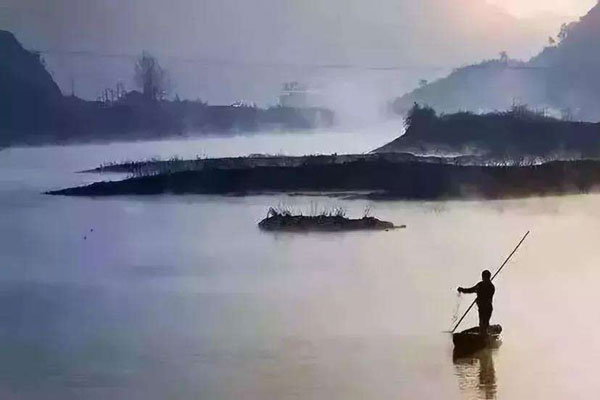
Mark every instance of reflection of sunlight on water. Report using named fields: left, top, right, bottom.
left=453, top=349, right=497, bottom=400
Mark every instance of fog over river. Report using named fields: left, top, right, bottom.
left=1, top=129, right=599, bottom=399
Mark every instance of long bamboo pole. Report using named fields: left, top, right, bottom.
left=450, top=231, right=531, bottom=334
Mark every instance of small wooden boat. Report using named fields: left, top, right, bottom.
left=453, top=325, right=502, bottom=354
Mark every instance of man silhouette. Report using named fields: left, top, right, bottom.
left=458, top=270, right=495, bottom=334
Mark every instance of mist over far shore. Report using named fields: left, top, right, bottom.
left=4, top=1, right=600, bottom=146
left=394, top=1, right=600, bottom=122
left=1, top=0, right=589, bottom=113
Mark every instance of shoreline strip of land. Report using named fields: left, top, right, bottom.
left=47, top=154, right=600, bottom=200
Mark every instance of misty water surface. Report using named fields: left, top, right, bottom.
left=1, top=130, right=599, bottom=399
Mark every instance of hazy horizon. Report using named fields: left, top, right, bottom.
left=1, top=0, right=595, bottom=116
left=489, top=0, right=596, bottom=18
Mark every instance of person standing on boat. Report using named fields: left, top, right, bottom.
left=457, top=270, right=495, bottom=334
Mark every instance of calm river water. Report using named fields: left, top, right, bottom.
left=1, top=129, right=599, bottom=399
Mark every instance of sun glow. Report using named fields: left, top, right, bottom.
left=487, top=0, right=597, bottom=18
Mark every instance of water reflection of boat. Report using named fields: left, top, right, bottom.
left=453, top=325, right=502, bottom=355
left=453, top=348, right=498, bottom=400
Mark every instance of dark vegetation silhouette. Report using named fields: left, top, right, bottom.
left=50, top=99, right=600, bottom=200
left=82, top=152, right=519, bottom=178
left=47, top=152, right=600, bottom=199
left=258, top=206, right=396, bottom=231
left=134, top=52, right=169, bottom=101
left=393, top=3, right=600, bottom=121
left=0, top=31, right=334, bottom=147
left=376, top=103, right=600, bottom=158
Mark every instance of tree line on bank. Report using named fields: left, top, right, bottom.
left=0, top=31, right=334, bottom=146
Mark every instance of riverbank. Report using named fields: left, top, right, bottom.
left=0, top=29, right=336, bottom=147
left=81, top=153, right=464, bottom=175
left=377, top=104, right=600, bottom=158
left=48, top=155, right=600, bottom=200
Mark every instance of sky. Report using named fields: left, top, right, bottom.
left=488, top=0, right=596, bottom=17
left=0, top=0, right=597, bottom=117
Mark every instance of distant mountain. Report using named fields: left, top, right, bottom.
left=392, top=2, right=600, bottom=121
left=0, top=30, right=62, bottom=133
left=5, top=0, right=565, bottom=104
left=528, top=3, right=600, bottom=119
left=0, top=30, right=335, bottom=146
